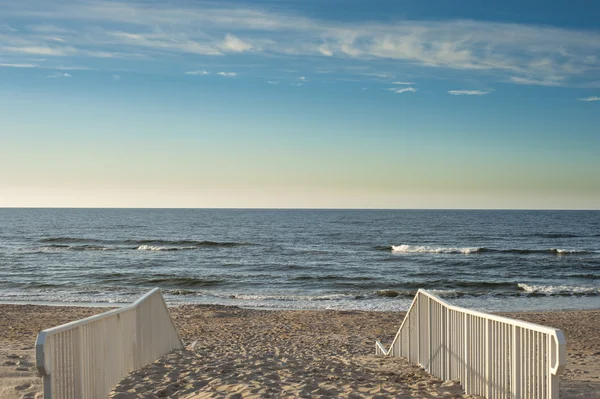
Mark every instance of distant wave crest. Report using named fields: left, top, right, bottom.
left=38, top=244, right=112, bottom=252
left=518, top=283, right=600, bottom=296
left=390, top=245, right=588, bottom=255
left=391, top=245, right=480, bottom=254
left=125, top=239, right=246, bottom=247
left=37, top=237, right=248, bottom=252
left=136, top=245, right=196, bottom=252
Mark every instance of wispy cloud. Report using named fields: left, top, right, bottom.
left=448, top=89, right=493, bottom=95
left=579, top=96, right=600, bottom=102
left=56, top=65, right=89, bottom=70
left=221, top=33, right=253, bottom=52
left=186, top=70, right=209, bottom=75
left=387, top=87, right=417, bottom=94
left=364, top=73, right=394, bottom=79
left=45, top=72, right=71, bottom=78
left=1, top=1, right=599, bottom=87
left=267, top=81, right=279, bottom=84
left=509, top=76, right=563, bottom=87
left=2, top=45, right=76, bottom=56
left=217, top=71, right=236, bottom=77
left=112, top=74, right=120, bottom=80
left=0, top=63, right=38, bottom=68
left=392, top=81, right=414, bottom=85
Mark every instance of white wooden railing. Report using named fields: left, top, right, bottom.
left=376, top=289, right=566, bottom=399
left=36, top=288, right=184, bottom=399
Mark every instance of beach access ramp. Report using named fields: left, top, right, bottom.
left=376, top=289, right=567, bottom=399
left=35, top=288, right=183, bottom=399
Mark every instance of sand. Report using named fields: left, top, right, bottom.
left=0, top=304, right=598, bottom=399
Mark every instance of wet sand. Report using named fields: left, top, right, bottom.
left=1, top=304, right=598, bottom=398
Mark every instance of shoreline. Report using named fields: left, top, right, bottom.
left=1, top=297, right=600, bottom=313
left=1, top=304, right=599, bottom=398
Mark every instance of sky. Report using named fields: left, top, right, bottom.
left=0, top=0, right=599, bottom=209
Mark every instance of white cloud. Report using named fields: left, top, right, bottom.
left=112, top=74, right=120, bottom=80
left=387, top=87, right=417, bottom=94
left=0, top=63, right=38, bottom=68
left=217, top=71, right=236, bottom=77
left=392, top=81, right=414, bottom=85
left=45, top=72, right=71, bottom=78
left=2, top=46, right=76, bottom=56
left=364, top=73, right=394, bottom=79
left=298, top=76, right=306, bottom=80
left=2, top=1, right=600, bottom=87
left=267, top=81, right=279, bottom=84
left=318, top=45, right=333, bottom=56
left=509, top=76, right=563, bottom=87
left=186, top=70, right=209, bottom=75
left=579, top=96, right=600, bottom=102
left=221, top=33, right=252, bottom=52
left=448, top=89, right=492, bottom=95
left=56, top=65, right=89, bottom=70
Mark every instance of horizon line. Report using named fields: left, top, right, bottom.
left=1, top=207, right=599, bottom=211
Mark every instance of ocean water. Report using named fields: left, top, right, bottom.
left=0, top=209, right=599, bottom=312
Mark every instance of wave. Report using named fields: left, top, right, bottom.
left=40, top=237, right=248, bottom=247
left=564, top=273, right=600, bottom=280
left=391, top=245, right=481, bottom=254
left=140, top=277, right=226, bottom=287
left=125, top=239, right=247, bottom=247
left=38, top=244, right=112, bottom=252
left=40, top=237, right=100, bottom=243
left=229, top=293, right=357, bottom=302
left=292, top=275, right=374, bottom=281
left=390, top=245, right=589, bottom=255
left=530, top=233, right=581, bottom=238
left=136, top=245, right=197, bottom=252
left=518, top=283, right=600, bottom=296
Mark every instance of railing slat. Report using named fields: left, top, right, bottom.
left=376, top=289, right=566, bottom=399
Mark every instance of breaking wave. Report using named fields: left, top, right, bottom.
left=140, top=277, right=226, bottom=287
left=518, top=284, right=600, bottom=296
left=390, top=245, right=588, bottom=255
left=37, top=244, right=112, bottom=252
left=391, top=245, right=480, bottom=254
left=35, top=238, right=249, bottom=252
left=136, top=245, right=197, bottom=251
left=125, top=239, right=246, bottom=247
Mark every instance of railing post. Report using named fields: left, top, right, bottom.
left=512, top=325, right=520, bottom=399
left=486, top=319, right=491, bottom=398
left=464, top=314, right=470, bottom=394
left=428, top=296, right=432, bottom=372
left=417, top=292, right=421, bottom=365
left=445, top=307, right=450, bottom=380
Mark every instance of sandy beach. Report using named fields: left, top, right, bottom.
left=1, top=304, right=598, bottom=399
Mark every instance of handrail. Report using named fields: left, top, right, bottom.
left=35, top=288, right=183, bottom=399
left=376, top=289, right=567, bottom=398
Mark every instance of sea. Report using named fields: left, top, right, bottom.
left=0, top=209, right=599, bottom=312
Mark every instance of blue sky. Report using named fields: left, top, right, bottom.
left=1, top=0, right=599, bottom=209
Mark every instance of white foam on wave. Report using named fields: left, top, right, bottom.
left=391, top=244, right=479, bottom=254
left=553, top=248, right=579, bottom=255
left=230, top=293, right=357, bottom=302
left=518, top=283, right=600, bottom=295
left=136, top=244, right=195, bottom=251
